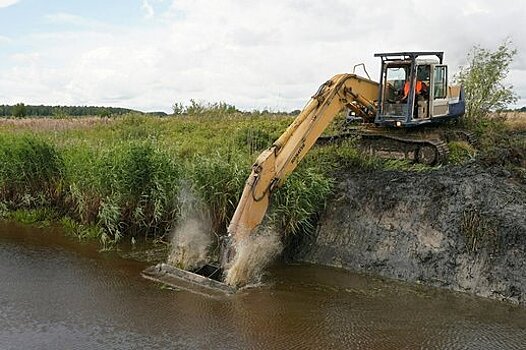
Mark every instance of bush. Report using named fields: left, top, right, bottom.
left=12, top=103, right=26, bottom=118
left=456, top=39, right=518, bottom=123
left=172, top=100, right=238, bottom=116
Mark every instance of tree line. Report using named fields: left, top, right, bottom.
left=0, top=103, right=139, bottom=118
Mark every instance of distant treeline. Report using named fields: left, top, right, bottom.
left=0, top=104, right=140, bottom=117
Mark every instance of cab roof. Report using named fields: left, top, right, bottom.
left=374, top=52, right=444, bottom=64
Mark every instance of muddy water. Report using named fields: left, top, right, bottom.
left=1, top=223, right=525, bottom=350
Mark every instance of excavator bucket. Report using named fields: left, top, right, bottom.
left=141, top=263, right=236, bottom=297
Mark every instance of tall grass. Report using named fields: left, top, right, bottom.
left=0, top=134, right=63, bottom=208
left=0, top=113, right=338, bottom=247
left=7, top=111, right=516, bottom=247
left=63, top=140, right=182, bottom=243
left=188, top=152, right=250, bottom=234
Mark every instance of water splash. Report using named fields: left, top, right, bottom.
left=167, top=185, right=212, bottom=270
left=224, top=228, right=282, bottom=287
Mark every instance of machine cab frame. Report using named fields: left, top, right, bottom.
left=374, top=52, right=464, bottom=127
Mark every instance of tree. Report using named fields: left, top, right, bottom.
left=52, top=106, right=67, bottom=119
left=456, top=39, right=518, bottom=120
left=12, top=102, right=26, bottom=118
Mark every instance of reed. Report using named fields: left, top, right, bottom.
left=0, top=134, right=64, bottom=208
left=0, top=113, right=352, bottom=246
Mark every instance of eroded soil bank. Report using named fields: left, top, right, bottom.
left=292, top=163, right=526, bottom=305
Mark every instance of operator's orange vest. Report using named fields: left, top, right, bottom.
left=404, top=81, right=425, bottom=97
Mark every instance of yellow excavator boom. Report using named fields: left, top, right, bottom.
left=226, top=74, right=379, bottom=251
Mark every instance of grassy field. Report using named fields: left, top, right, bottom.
left=0, top=111, right=524, bottom=248
left=0, top=113, right=337, bottom=247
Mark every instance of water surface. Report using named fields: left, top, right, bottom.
left=1, top=223, right=525, bottom=349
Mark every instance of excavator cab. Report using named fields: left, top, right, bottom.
left=374, top=52, right=465, bottom=127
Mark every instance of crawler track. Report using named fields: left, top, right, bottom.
left=317, top=129, right=452, bottom=165
left=359, top=133, right=449, bottom=165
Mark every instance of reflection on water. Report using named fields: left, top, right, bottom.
left=1, top=222, right=525, bottom=350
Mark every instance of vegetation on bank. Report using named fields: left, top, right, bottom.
left=450, top=39, right=525, bottom=175
left=0, top=109, right=524, bottom=248
left=0, top=113, right=334, bottom=247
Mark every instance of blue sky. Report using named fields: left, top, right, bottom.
left=1, top=0, right=525, bottom=112
left=1, top=1, right=143, bottom=36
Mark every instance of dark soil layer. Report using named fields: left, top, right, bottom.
left=292, top=163, right=526, bottom=305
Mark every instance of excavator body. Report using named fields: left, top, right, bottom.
left=374, top=52, right=465, bottom=128
left=142, top=52, right=466, bottom=294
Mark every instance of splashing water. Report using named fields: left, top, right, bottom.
left=224, top=228, right=283, bottom=287
left=167, top=185, right=212, bottom=271
left=167, top=215, right=212, bottom=270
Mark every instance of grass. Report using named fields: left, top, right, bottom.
left=1, top=111, right=523, bottom=247
left=500, top=111, right=526, bottom=132
left=467, top=113, right=526, bottom=176
left=448, top=141, right=477, bottom=165
left=0, top=113, right=341, bottom=246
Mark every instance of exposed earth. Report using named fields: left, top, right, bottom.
left=292, top=163, right=526, bottom=305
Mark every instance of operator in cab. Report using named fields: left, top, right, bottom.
left=401, top=66, right=429, bottom=101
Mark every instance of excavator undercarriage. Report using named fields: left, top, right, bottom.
left=317, top=126, right=474, bottom=166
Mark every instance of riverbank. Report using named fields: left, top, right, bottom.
left=0, top=113, right=332, bottom=248
left=292, top=163, right=526, bottom=305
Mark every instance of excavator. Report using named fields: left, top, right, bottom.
left=142, top=52, right=466, bottom=294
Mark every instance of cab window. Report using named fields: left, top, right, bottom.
left=433, top=66, right=447, bottom=99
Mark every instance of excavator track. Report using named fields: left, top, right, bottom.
left=359, top=133, right=449, bottom=165
left=317, top=130, right=451, bottom=165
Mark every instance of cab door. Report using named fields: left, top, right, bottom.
left=431, top=65, right=448, bottom=117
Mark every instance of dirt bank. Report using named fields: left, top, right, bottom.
left=292, top=163, right=526, bottom=305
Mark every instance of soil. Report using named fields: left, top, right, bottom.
left=291, top=163, right=526, bottom=305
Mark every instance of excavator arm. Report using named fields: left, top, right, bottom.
left=224, top=74, right=379, bottom=264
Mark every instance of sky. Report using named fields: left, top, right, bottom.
left=0, top=0, right=525, bottom=112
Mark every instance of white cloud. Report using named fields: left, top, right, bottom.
left=0, top=0, right=18, bottom=9
left=1, top=0, right=525, bottom=111
left=0, top=35, right=11, bottom=44
left=462, top=1, right=490, bottom=15
left=141, top=0, right=154, bottom=19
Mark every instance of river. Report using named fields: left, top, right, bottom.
left=1, top=222, right=525, bottom=349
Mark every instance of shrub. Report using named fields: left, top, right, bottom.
left=12, top=103, right=26, bottom=118
left=456, top=39, right=518, bottom=123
